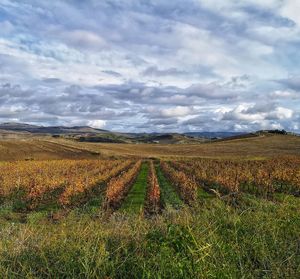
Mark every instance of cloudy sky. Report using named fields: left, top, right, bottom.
left=0, top=0, right=299, bottom=132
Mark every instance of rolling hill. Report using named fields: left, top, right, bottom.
left=0, top=122, right=109, bottom=135
left=0, top=123, right=299, bottom=161
left=0, top=122, right=207, bottom=144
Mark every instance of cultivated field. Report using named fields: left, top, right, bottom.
left=0, top=139, right=98, bottom=161
left=1, top=133, right=300, bottom=161
left=0, top=135, right=300, bottom=278
left=87, top=134, right=300, bottom=158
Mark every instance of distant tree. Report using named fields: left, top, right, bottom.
left=268, top=129, right=287, bottom=135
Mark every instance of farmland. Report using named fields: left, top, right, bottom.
left=1, top=132, right=300, bottom=161
left=1, top=136, right=300, bottom=278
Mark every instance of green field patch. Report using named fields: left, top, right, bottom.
left=26, top=211, right=48, bottom=224
left=119, top=162, right=149, bottom=214
left=0, top=205, right=27, bottom=224
left=155, top=164, right=183, bottom=209
left=197, top=187, right=214, bottom=200
left=33, top=186, right=66, bottom=212
left=273, top=192, right=300, bottom=204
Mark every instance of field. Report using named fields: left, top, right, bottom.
left=1, top=133, right=300, bottom=161
left=47, top=133, right=300, bottom=159
left=1, top=135, right=300, bottom=278
left=0, top=139, right=99, bottom=161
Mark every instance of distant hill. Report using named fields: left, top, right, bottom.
left=0, top=122, right=109, bottom=134
left=0, top=122, right=206, bottom=144
left=132, top=133, right=207, bottom=144
left=184, top=131, right=246, bottom=139
left=0, top=122, right=297, bottom=144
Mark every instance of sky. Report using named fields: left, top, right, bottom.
left=0, top=0, right=299, bottom=133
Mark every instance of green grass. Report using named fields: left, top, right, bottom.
left=0, top=205, right=27, bottom=224
left=155, top=163, right=183, bottom=209
left=1, top=195, right=300, bottom=278
left=197, top=186, right=214, bottom=200
left=119, top=162, right=149, bottom=214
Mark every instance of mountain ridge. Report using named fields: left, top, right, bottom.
left=0, top=122, right=297, bottom=143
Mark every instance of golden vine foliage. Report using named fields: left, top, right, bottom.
left=146, top=161, right=160, bottom=213
left=0, top=159, right=132, bottom=208
left=105, top=160, right=142, bottom=208
left=59, top=159, right=133, bottom=205
left=171, top=156, right=300, bottom=197
left=161, top=161, right=197, bottom=204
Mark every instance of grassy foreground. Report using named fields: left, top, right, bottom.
left=0, top=194, right=300, bottom=278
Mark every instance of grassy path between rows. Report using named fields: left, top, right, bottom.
left=197, top=186, right=214, bottom=201
left=155, top=163, right=183, bottom=209
left=119, top=162, right=149, bottom=214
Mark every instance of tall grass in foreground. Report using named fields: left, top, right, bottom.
left=0, top=194, right=300, bottom=278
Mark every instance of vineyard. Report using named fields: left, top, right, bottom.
left=1, top=155, right=300, bottom=278
left=0, top=156, right=299, bottom=217
left=170, top=156, right=300, bottom=199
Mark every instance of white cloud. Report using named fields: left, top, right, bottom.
left=161, top=106, right=192, bottom=117
left=60, top=29, right=107, bottom=50
left=87, top=120, right=106, bottom=129
left=249, top=25, right=300, bottom=43
left=270, top=90, right=299, bottom=99
left=221, top=103, right=293, bottom=122
left=271, top=107, right=293, bottom=120
left=280, top=0, right=300, bottom=26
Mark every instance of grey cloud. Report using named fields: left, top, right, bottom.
left=0, top=80, right=298, bottom=132
left=58, top=29, right=107, bottom=51
left=42, top=78, right=62, bottom=83
left=93, top=80, right=250, bottom=108
left=0, top=54, right=29, bottom=74
left=148, top=118, right=178, bottom=126
left=225, top=75, right=251, bottom=89
left=276, top=77, right=300, bottom=91
left=244, top=103, right=277, bottom=114
left=186, top=83, right=239, bottom=100
left=183, top=116, right=236, bottom=132
left=183, top=115, right=212, bottom=126
left=142, top=66, right=187, bottom=77
left=101, top=70, right=123, bottom=77
left=0, top=82, right=139, bottom=127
